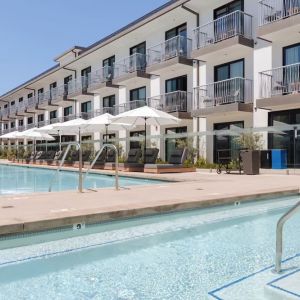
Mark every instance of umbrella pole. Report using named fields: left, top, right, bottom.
left=105, top=124, right=108, bottom=144
left=58, top=130, right=61, bottom=152
left=78, top=128, right=83, bottom=193
left=144, top=117, right=147, bottom=164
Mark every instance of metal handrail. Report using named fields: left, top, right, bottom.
left=83, top=144, right=119, bottom=191
left=48, top=143, right=80, bottom=192
left=275, top=200, right=300, bottom=273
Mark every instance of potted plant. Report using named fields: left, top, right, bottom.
left=234, top=133, right=263, bottom=175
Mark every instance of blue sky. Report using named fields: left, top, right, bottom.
left=0, top=0, right=168, bottom=95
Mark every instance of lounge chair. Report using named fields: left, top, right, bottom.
left=144, top=148, right=195, bottom=174
left=73, top=150, right=92, bottom=168
left=86, top=149, right=107, bottom=169
left=40, top=151, right=57, bottom=165
left=105, top=148, right=142, bottom=171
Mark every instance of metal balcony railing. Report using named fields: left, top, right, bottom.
left=101, top=106, right=116, bottom=115
left=114, top=53, right=147, bottom=78
left=114, top=100, right=146, bottom=114
left=17, top=102, right=26, bottom=113
left=147, top=91, right=192, bottom=113
left=259, top=0, right=300, bottom=26
left=18, top=125, right=26, bottom=132
left=194, top=77, right=253, bottom=110
left=37, top=120, right=49, bottom=128
left=147, top=35, right=192, bottom=66
left=88, top=66, right=114, bottom=89
left=193, top=11, right=253, bottom=49
left=26, top=123, right=36, bottom=129
left=260, top=63, right=300, bottom=98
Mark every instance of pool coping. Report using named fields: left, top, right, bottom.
left=0, top=188, right=298, bottom=237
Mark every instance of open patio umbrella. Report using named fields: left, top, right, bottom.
left=111, top=106, right=180, bottom=162
left=84, top=113, right=132, bottom=144
left=0, top=131, right=21, bottom=139
left=36, top=122, right=64, bottom=151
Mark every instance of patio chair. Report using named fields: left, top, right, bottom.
left=144, top=148, right=194, bottom=174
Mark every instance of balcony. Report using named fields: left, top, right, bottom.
left=9, top=106, right=17, bottom=118
left=16, top=102, right=26, bottom=116
left=0, top=108, right=10, bottom=121
left=193, top=77, right=253, bottom=117
left=192, top=11, right=254, bottom=60
left=37, top=120, right=50, bottom=128
left=257, top=63, right=300, bottom=110
left=258, top=0, right=300, bottom=40
left=67, top=76, right=94, bottom=101
left=146, top=36, right=193, bottom=74
left=87, top=66, right=118, bottom=93
left=50, top=117, right=61, bottom=125
left=26, top=123, right=36, bottom=130
left=25, top=96, right=38, bottom=113
left=113, top=53, right=150, bottom=84
left=147, top=91, right=192, bottom=118
left=114, top=100, right=146, bottom=115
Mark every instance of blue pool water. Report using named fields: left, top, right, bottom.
left=0, top=164, right=163, bottom=194
left=0, top=196, right=300, bottom=299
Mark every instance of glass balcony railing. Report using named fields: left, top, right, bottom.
left=259, top=0, right=300, bottom=26
left=194, top=77, right=253, bottom=110
left=114, top=53, right=147, bottom=78
left=147, top=91, right=192, bottom=113
left=147, top=35, right=192, bottom=66
left=260, top=62, right=300, bottom=98
left=193, top=11, right=253, bottom=49
left=88, top=66, right=113, bottom=89
left=114, top=100, right=146, bottom=114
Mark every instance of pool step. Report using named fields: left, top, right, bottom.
left=265, top=269, right=300, bottom=300
left=209, top=254, right=300, bottom=299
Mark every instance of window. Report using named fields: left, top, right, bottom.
left=50, top=82, right=57, bottom=99
left=130, top=42, right=146, bottom=55
left=38, top=88, right=44, bottom=101
left=19, top=97, right=23, bottom=103
left=166, top=76, right=187, bottom=93
left=81, top=101, right=91, bottom=113
left=166, top=23, right=187, bottom=40
left=18, top=119, right=24, bottom=127
left=64, top=106, right=73, bottom=116
left=81, top=67, right=91, bottom=78
left=4, top=124, right=8, bottom=130
left=50, top=110, right=57, bottom=119
left=215, top=59, right=244, bottom=81
left=130, top=131, right=145, bottom=150
left=27, top=117, right=33, bottom=124
left=103, top=133, right=116, bottom=143
left=103, top=95, right=115, bottom=108
left=64, top=75, right=72, bottom=85
left=130, top=86, right=146, bottom=101
left=165, top=127, right=187, bottom=161
left=214, top=0, right=243, bottom=19
left=103, top=56, right=115, bottom=68
left=11, top=101, right=15, bottom=107
left=38, top=114, right=44, bottom=122
left=50, top=82, right=57, bottom=90
left=213, top=121, right=244, bottom=163
left=28, top=93, right=33, bottom=99
left=10, top=122, right=15, bottom=128
left=4, top=104, right=8, bottom=109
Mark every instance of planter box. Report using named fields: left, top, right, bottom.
left=240, top=150, right=260, bottom=175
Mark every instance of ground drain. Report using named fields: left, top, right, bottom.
left=1, top=206, right=14, bottom=209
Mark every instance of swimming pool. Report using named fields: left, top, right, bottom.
left=0, top=195, right=299, bottom=299
left=0, top=164, right=163, bottom=195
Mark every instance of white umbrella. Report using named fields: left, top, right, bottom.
left=85, top=113, right=132, bottom=143
left=111, top=106, right=180, bottom=162
left=18, top=128, right=55, bottom=141
left=0, top=131, right=21, bottom=139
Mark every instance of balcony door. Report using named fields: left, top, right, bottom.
left=283, top=43, right=300, bottom=94
left=103, top=56, right=115, bottom=81
left=81, top=67, right=91, bottom=89
left=214, top=59, right=244, bottom=104
left=213, top=121, right=244, bottom=163
left=165, top=24, right=187, bottom=59
left=165, top=76, right=187, bottom=112
left=130, top=42, right=146, bottom=71
left=214, top=0, right=244, bottom=41
left=50, top=82, right=57, bottom=100
left=130, top=87, right=146, bottom=110
left=103, top=95, right=116, bottom=114
left=64, top=75, right=72, bottom=94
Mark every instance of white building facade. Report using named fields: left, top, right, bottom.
left=0, top=0, right=299, bottom=165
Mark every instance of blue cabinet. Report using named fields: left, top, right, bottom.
left=271, top=149, right=287, bottom=169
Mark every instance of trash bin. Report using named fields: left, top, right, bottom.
left=240, top=150, right=260, bottom=175
left=271, top=149, right=287, bottom=169
left=260, top=150, right=272, bottom=169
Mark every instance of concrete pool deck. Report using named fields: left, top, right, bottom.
left=0, top=161, right=299, bottom=236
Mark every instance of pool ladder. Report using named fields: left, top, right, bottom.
left=275, top=200, right=300, bottom=273
left=48, top=143, right=81, bottom=193
left=83, top=144, right=119, bottom=191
